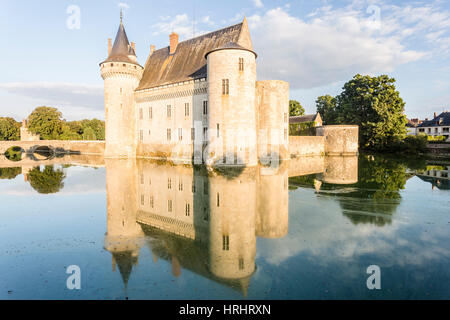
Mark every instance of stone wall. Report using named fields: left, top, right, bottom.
left=256, top=80, right=290, bottom=161
left=316, top=125, right=359, bottom=155
left=0, top=140, right=105, bottom=155
left=289, top=136, right=325, bottom=157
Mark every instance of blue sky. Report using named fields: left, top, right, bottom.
left=1, top=0, right=449, bottom=121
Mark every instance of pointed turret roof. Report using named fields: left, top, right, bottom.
left=102, top=20, right=141, bottom=66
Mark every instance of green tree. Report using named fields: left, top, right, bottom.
left=316, top=95, right=337, bottom=125
left=28, top=166, right=66, bottom=194
left=0, top=117, right=20, bottom=141
left=0, top=167, right=21, bottom=180
left=80, top=119, right=105, bottom=140
left=82, top=127, right=97, bottom=140
left=333, top=74, right=407, bottom=150
left=27, top=106, right=63, bottom=140
left=289, top=100, right=305, bottom=117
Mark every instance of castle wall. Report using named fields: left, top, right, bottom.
left=256, top=80, right=290, bottom=161
left=289, top=136, right=325, bottom=157
left=135, top=80, right=207, bottom=162
left=206, top=49, right=257, bottom=166
left=316, top=125, right=359, bottom=155
left=101, top=62, right=143, bottom=158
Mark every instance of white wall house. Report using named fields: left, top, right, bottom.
left=416, top=112, right=450, bottom=141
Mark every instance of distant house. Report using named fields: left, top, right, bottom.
left=406, top=118, right=423, bottom=136
left=417, top=112, right=450, bottom=141
left=289, top=113, right=322, bottom=136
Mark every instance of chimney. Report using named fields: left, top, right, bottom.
left=170, top=32, right=179, bottom=55
left=108, top=38, right=112, bottom=56
left=131, top=42, right=136, bottom=52
left=434, top=112, right=437, bottom=119
left=150, top=45, right=155, bottom=55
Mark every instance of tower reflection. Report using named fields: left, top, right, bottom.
left=103, top=156, right=358, bottom=295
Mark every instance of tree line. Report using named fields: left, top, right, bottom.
left=291, top=74, right=427, bottom=154
left=0, top=106, right=105, bottom=141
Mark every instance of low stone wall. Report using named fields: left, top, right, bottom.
left=316, top=125, right=359, bottom=155
left=0, top=140, right=105, bottom=155
left=289, top=136, right=325, bottom=157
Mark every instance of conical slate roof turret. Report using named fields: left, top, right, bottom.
left=102, top=14, right=141, bottom=66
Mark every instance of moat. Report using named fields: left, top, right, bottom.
left=0, top=155, right=449, bottom=299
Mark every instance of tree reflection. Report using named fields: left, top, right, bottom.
left=27, top=166, right=66, bottom=194
left=0, top=167, right=21, bottom=180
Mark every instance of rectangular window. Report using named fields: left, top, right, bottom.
left=217, top=192, right=220, bottom=207
left=239, top=57, right=244, bottom=71
left=168, top=200, right=172, bottom=212
left=150, top=195, right=154, bottom=208
left=191, top=128, right=195, bottom=141
left=139, top=130, right=144, bottom=142
left=139, top=108, right=143, bottom=120
left=167, top=128, right=171, bottom=141
left=140, top=194, right=144, bottom=205
left=168, top=178, right=172, bottom=189
left=179, top=180, right=183, bottom=191
left=222, top=235, right=229, bottom=251
left=185, top=203, right=190, bottom=216
left=203, top=101, right=208, bottom=115
left=178, top=128, right=183, bottom=141
left=149, top=107, right=152, bottom=119
left=217, top=123, right=220, bottom=138
left=203, top=127, right=208, bottom=142
left=167, top=105, right=171, bottom=118
left=222, top=79, right=229, bottom=95
left=239, top=258, right=244, bottom=270
left=185, top=103, right=190, bottom=116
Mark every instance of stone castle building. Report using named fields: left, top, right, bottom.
left=100, top=17, right=289, bottom=165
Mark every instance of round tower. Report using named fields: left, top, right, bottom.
left=100, top=17, right=143, bottom=158
left=205, top=43, right=257, bottom=166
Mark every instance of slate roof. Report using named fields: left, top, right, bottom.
left=290, top=113, right=322, bottom=124
left=102, top=22, right=140, bottom=66
left=136, top=18, right=253, bottom=91
left=418, top=112, right=450, bottom=127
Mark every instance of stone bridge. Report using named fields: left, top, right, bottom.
left=0, top=140, right=105, bottom=156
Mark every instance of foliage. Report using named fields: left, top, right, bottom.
left=4, top=146, right=23, bottom=162
left=0, top=117, right=21, bottom=141
left=0, top=167, right=21, bottom=180
left=27, top=106, right=63, bottom=140
left=27, top=166, right=66, bottom=194
left=316, top=74, right=408, bottom=151
left=289, top=122, right=317, bottom=136
left=289, top=100, right=305, bottom=117
left=25, top=106, right=105, bottom=141
left=427, top=135, right=447, bottom=142
left=316, top=95, right=337, bottom=125
left=389, top=135, right=428, bottom=154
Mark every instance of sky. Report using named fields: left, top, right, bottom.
left=0, top=0, right=450, bottom=121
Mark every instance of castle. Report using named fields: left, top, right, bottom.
left=100, top=16, right=289, bottom=165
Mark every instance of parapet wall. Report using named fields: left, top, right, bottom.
left=316, top=125, right=359, bottom=155
left=289, top=136, right=325, bottom=157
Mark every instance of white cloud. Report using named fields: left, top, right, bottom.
left=151, top=14, right=210, bottom=40
left=252, top=0, right=264, bottom=9
left=0, top=82, right=104, bottom=120
left=248, top=5, right=432, bottom=89
left=118, top=3, right=130, bottom=9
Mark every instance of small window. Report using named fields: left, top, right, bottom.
left=167, top=128, right=171, bottom=141
left=150, top=196, right=154, bottom=208
left=222, top=79, right=229, bottom=95
left=178, top=128, right=183, bottom=141
left=239, top=57, right=244, bottom=71
left=168, top=200, right=172, bottom=212
left=149, top=107, right=152, bottom=119
left=239, top=258, right=244, bottom=270
left=110, top=63, right=114, bottom=67
left=185, top=103, right=190, bottom=116
left=139, top=108, right=143, bottom=120
left=185, top=203, right=190, bottom=216
left=217, top=123, right=220, bottom=138
left=203, top=101, right=208, bottom=115
left=123, top=64, right=126, bottom=67
left=139, top=130, right=144, bottom=142
left=222, top=235, right=229, bottom=251
left=179, top=180, right=183, bottom=191
left=140, top=195, right=145, bottom=205
left=217, top=193, right=220, bottom=207
left=167, top=105, right=171, bottom=118
left=168, top=178, right=172, bottom=189
left=191, top=128, right=195, bottom=141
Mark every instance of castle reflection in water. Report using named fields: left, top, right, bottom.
left=103, top=156, right=358, bottom=295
